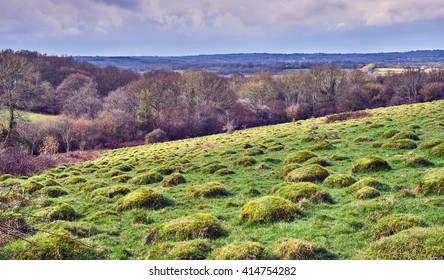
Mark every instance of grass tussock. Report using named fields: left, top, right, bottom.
left=351, top=156, right=391, bottom=173
left=284, top=150, right=317, bottom=164
left=324, top=174, right=356, bottom=188
left=415, top=168, right=444, bottom=195
left=116, top=188, right=169, bottom=211
left=272, top=182, right=333, bottom=204
left=274, top=238, right=335, bottom=260
left=285, top=164, right=330, bottom=183
left=232, top=156, right=257, bottom=167
left=128, top=172, right=163, bottom=185
left=187, top=182, right=228, bottom=198
left=214, top=242, right=267, bottom=260
left=381, top=139, right=417, bottom=150
left=354, top=186, right=380, bottom=200
left=146, top=239, right=212, bottom=260
left=240, top=196, right=301, bottom=224
left=372, top=214, right=426, bottom=240
left=162, top=173, right=186, bottom=187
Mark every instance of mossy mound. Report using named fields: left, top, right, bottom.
left=391, top=131, right=419, bottom=141
left=355, top=227, right=444, bottom=260
left=0, top=230, right=104, bottom=260
left=38, top=186, right=68, bottom=198
left=274, top=238, right=335, bottom=260
left=42, top=221, right=101, bottom=238
left=23, top=181, right=45, bottom=194
left=430, top=143, right=444, bottom=156
left=214, top=242, right=267, bottom=260
left=144, top=213, right=225, bottom=243
left=113, top=164, right=133, bottom=172
left=405, top=155, right=434, bottom=167
left=128, top=172, right=163, bottom=185
left=415, top=168, right=444, bottom=195
left=285, top=164, right=330, bottom=183
left=310, top=140, right=334, bottom=151
left=233, top=156, right=257, bottom=167
left=267, top=144, right=285, bottom=152
left=354, top=186, right=380, bottom=200
left=146, top=239, right=212, bottom=260
left=303, top=157, right=330, bottom=167
left=347, top=178, right=389, bottom=193
left=276, top=164, right=302, bottom=178
left=41, top=179, right=60, bottom=187
left=372, top=214, right=426, bottom=240
left=353, top=136, right=375, bottom=142
left=381, top=139, right=417, bottom=149
left=219, top=150, right=237, bottom=156
left=272, top=182, right=333, bottom=204
left=92, top=185, right=131, bottom=199
left=116, top=188, right=169, bottom=211
left=284, top=150, right=317, bottom=164
left=112, top=174, right=132, bottom=183
left=240, top=196, right=300, bottom=224
left=201, top=163, right=227, bottom=174
left=418, top=138, right=444, bottom=149
left=324, top=174, right=356, bottom=188
left=0, top=174, right=13, bottom=182
left=214, top=168, right=235, bottom=176
left=187, top=182, right=228, bottom=198
left=154, top=166, right=175, bottom=175
left=162, top=173, right=186, bottom=186
left=105, top=170, right=124, bottom=178
left=49, top=203, right=77, bottom=221
left=244, top=148, right=264, bottom=156
left=255, top=162, right=271, bottom=170
left=382, top=129, right=400, bottom=138
left=351, top=156, right=391, bottom=173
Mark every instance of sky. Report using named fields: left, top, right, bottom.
left=1, top=0, right=444, bottom=56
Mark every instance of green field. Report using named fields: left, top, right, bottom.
left=1, top=100, right=443, bottom=260
left=0, top=109, right=56, bottom=126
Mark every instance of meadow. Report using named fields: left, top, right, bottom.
left=0, top=100, right=443, bottom=260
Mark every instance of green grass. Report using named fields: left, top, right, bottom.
left=0, top=109, right=56, bottom=125
left=1, top=100, right=444, bottom=260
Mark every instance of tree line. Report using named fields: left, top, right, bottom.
left=1, top=49, right=444, bottom=166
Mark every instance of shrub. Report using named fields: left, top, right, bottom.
left=129, top=172, right=163, bottom=185
left=355, top=227, right=444, bottom=260
left=272, top=182, right=333, bottom=204
left=215, top=242, right=267, bottom=260
left=144, top=213, right=225, bottom=243
left=146, top=239, right=212, bottom=260
left=372, top=214, right=426, bottom=240
left=214, top=168, right=235, bottom=176
left=162, top=173, right=186, bottom=187
left=405, top=155, right=434, bottom=167
left=431, top=143, right=444, bottom=156
left=284, top=151, right=317, bottom=164
left=347, top=178, right=389, bottom=193
left=201, top=163, right=227, bottom=174
left=233, top=156, right=257, bottom=167
left=240, top=196, right=301, bottom=224
left=391, top=131, right=419, bottom=141
left=187, top=182, right=228, bottom=198
left=415, top=168, right=444, bottom=195
left=49, top=203, right=77, bottom=221
left=0, top=230, right=104, bottom=260
left=116, top=188, right=169, bottom=211
left=324, top=174, right=356, bottom=188
left=418, top=138, right=444, bottom=149
left=40, top=136, right=60, bottom=155
left=38, top=186, right=68, bottom=198
left=285, top=164, right=330, bottom=183
left=381, top=139, right=417, bottom=149
left=145, top=129, right=168, bottom=144
left=354, top=187, right=380, bottom=200
left=274, top=238, right=335, bottom=260
left=351, top=156, right=391, bottom=173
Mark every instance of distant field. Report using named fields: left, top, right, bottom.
left=0, top=109, right=56, bottom=126
left=1, top=100, right=443, bottom=260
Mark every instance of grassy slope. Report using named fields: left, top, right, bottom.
left=0, top=109, right=56, bottom=126
left=1, top=100, right=443, bottom=259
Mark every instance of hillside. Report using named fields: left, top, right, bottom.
left=1, top=100, right=443, bottom=260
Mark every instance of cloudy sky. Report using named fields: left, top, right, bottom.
left=1, top=0, right=444, bottom=56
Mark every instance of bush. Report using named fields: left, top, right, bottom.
left=40, top=136, right=60, bottom=155
left=355, top=227, right=444, bottom=260
left=272, top=182, right=333, bottom=204
left=240, top=196, right=301, bottom=224
left=431, top=143, right=444, bottom=156
left=284, top=151, right=317, bottom=164
left=286, top=164, right=330, bottom=183
left=162, top=173, right=186, bottom=187
left=215, top=242, right=267, bottom=260
left=129, top=172, right=163, bottom=185
left=233, top=156, right=257, bottom=167
left=187, top=182, right=228, bottom=198
left=415, top=168, right=444, bottom=195
left=116, top=188, right=169, bottom=211
left=324, top=174, right=356, bottom=188
left=391, top=131, right=419, bottom=141
left=347, top=178, right=389, bottom=193
left=372, top=214, right=426, bottom=240
left=146, top=239, right=212, bottom=260
left=144, top=213, right=225, bottom=243
left=274, top=238, right=335, bottom=260
left=49, top=203, right=77, bottom=221
left=0, top=230, right=104, bottom=260
left=351, top=156, right=391, bottom=173
left=354, top=186, right=380, bottom=200
left=145, top=129, right=168, bottom=144
left=381, top=139, right=417, bottom=149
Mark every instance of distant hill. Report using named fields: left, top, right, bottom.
left=75, top=50, right=444, bottom=74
